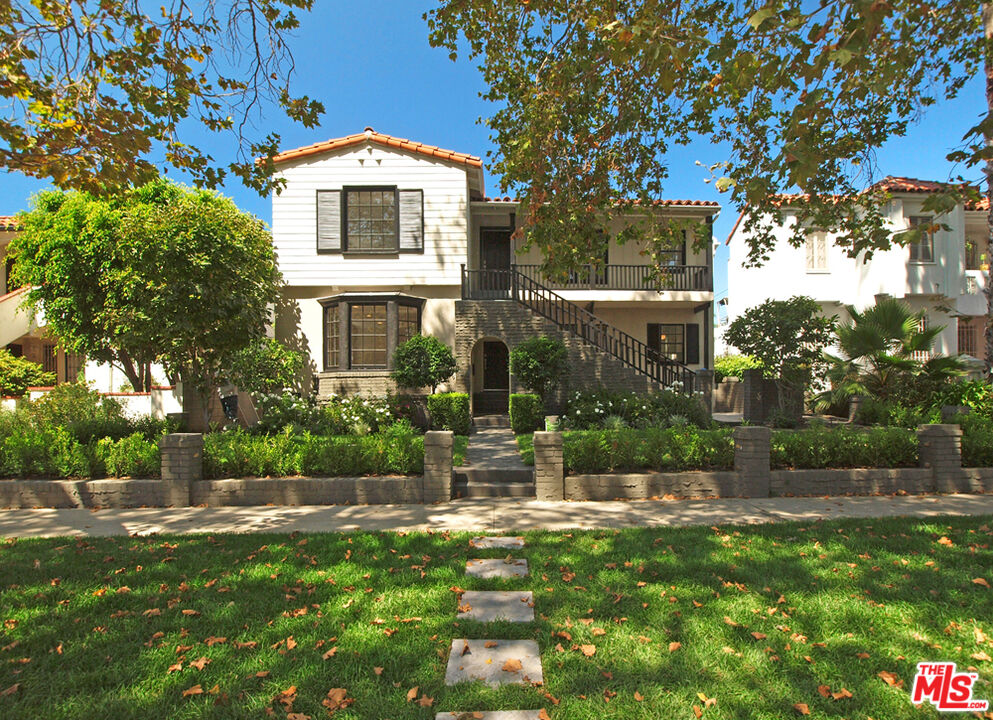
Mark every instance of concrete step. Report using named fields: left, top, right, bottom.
left=473, top=414, right=511, bottom=428
left=455, top=468, right=533, bottom=484
left=454, top=481, right=536, bottom=499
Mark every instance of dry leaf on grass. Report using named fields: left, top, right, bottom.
left=973, top=578, right=991, bottom=588
left=406, top=686, right=418, bottom=702
left=751, top=632, right=767, bottom=640
left=878, top=670, right=903, bottom=688
left=793, top=702, right=810, bottom=715
left=322, top=688, right=353, bottom=713
left=322, top=647, right=337, bottom=660
left=669, top=641, right=682, bottom=652
left=484, top=641, right=499, bottom=648
left=182, top=684, right=203, bottom=698
left=634, top=691, right=644, bottom=701
left=579, top=644, right=596, bottom=657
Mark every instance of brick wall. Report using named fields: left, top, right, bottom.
left=713, top=379, right=743, bottom=413
left=455, top=300, right=654, bottom=411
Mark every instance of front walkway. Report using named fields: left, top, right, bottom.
left=464, top=427, right=530, bottom=471
left=1, top=493, right=991, bottom=537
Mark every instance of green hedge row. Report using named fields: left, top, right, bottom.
left=770, top=426, right=918, bottom=469
left=0, top=428, right=160, bottom=479
left=510, top=393, right=543, bottom=434
left=203, top=426, right=424, bottom=479
left=960, top=415, right=993, bottom=468
left=427, top=393, right=470, bottom=435
left=562, top=427, right=735, bottom=474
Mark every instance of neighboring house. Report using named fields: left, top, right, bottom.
left=270, top=128, right=720, bottom=413
left=726, top=176, right=990, bottom=367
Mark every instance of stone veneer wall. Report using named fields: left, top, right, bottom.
left=455, top=300, right=653, bottom=412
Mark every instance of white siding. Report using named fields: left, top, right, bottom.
left=272, top=144, right=469, bottom=287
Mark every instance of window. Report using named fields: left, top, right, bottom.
left=324, top=304, right=339, bottom=369
left=64, top=352, right=85, bottom=382
left=911, top=315, right=931, bottom=362
left=398, top=304, right=419, bottom=347
left=805, top=230, right=828, bottom=271
left=42, top=344, right=57, bottom=374
left=907, top=216, right=935, bottom=263
left=647, top=323, right=685, bottom=363
left=316, top=188, right=423, bottom=253
left=958, top=317, right=979, bottom=357
left=350, top=304, right=388, bottom=368
left=966, top=237, right=984, bottom=270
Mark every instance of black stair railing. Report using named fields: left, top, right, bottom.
left=460, top=265, right=696, bottom=393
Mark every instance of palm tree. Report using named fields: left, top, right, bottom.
left=816, top=297, right=966, bottom=411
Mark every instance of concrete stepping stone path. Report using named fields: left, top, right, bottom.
left=470, top=536, right=525, bottom=549
left=444, top=638, right=544, bottom=687
left=457, top=591, right=534, bottom=623
left=465, top=557, right=529, bottom=579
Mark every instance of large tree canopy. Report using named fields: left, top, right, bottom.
left=10, top=180, right=281, bottom=407
left=0, top=0, right=323, bottom=194
left=427, top=0, right=993, bottom=373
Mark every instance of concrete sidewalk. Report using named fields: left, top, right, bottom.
left=0, top=493, right=991, bottom=537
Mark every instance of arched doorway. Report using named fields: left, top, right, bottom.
left=471, top=338, right=509, bottom=415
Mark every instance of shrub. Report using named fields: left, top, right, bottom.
left=926, top=380, right=993, bottom=420
left=427, top=393, right=471, bottom=435
left=229, top=338, right=304, bottom=395
left=856, top=398, right=926, bottom=428
left=714, top=354, right=762, bottom=383
left=770, top=426, right=917, bottom=469
left=0, top=349, right=56, bottom=396
left=959, top=414, right=993, bottom=468
left=562, top=388, right=710, bottom=430
left=509, top=393, right=543, bottom=434
left=391, top=335, right=458, bottom=393
left=562, top=427, right=734, bottom=474
left=27, top=382, right=132, bottom=442
left=320, top=395, right=397, bottom=435
left=99, top=433, right=160, bottom=478
left=252, top=392, right=323, bottom=434
left=509, top=337, right=567, bottom=401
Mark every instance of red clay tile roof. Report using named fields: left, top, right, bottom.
left=272, top=127, right=483, bottom=168
left=871, top=176, right=950, bottom=193
left=0, top=216, right=21, bottom=231
left=966, top=196, right=989, bottom=211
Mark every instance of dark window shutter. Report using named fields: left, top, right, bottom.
left=647, top=323, right=660, bottom=356
left=316, top=190, right=342, bottom=252
left=680, top=230, right=687, bottom=265
left=398, top=189, right=424, bottom=252
left=685, top=323, right=700, bottom=365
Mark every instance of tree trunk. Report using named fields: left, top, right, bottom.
left=984, top=3, right=993, bottom=379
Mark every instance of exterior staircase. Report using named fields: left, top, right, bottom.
left=461, top=266, right=696, bottom=392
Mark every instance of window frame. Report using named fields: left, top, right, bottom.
left=804, top=229, right=829, bottom=273
left=341, top=185, right=399, bottom=254
left=323, top=303, right=340, bottom=370
left=907, top=216, right=936, bottom=264
left=349, top=303, right=389, bottom=369
left=318, top=295, right=424, bottom=372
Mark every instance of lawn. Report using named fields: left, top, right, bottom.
left=1, top=517, right=991, bottom=718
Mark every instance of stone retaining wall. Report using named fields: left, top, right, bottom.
left=567, top=471, right=740, bottom=501
left=191, top=476, right=423, bottom=506
left=769, top=468, right=935, bottom=496
left=0, top=478, right=171, bottom=508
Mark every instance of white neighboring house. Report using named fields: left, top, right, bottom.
left=270, top=127, right=721, bottom=413
left=726, top=176, right=990, bottom=368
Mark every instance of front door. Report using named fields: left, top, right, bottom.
left=478, top=228, right=512, bottom=298
left=475, top=340, right=510, bottom=415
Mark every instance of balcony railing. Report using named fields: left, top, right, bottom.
left=514, top=264, right=711, bottom=292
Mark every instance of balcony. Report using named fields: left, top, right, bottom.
left=515, top=264, right=711, bottom=292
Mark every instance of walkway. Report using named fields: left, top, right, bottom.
left=1, top=493, right=991, bottom=537
left=464, top=427, right=530, bottom=471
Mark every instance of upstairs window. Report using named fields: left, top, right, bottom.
left=805, top=230, right=828, bottom=272
left=966, top=237, right=984, bottom=270
left=907, top=216, right=935, bottom=263
left=316, top=187, right=423, bottom=254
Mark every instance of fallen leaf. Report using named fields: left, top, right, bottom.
left=190, top=657, right=210, bottom=671
left=793, top=702, right=810, bottom=715
left=416, top=695, right=434, bottom=707
left=181, top=609, right=200, bottom=616
left=971, top=651, right=992, bottom=662
left=373, top=667, right=383, bottom=675
left=321, top=688, right=353, bottom=712
left=856, top=652, right=870, bottom=659
left=973, top=578, right=991, bottom=588
left=634, top=691, right=644, bottom=701
left=831, top=688, right=853, bottom=700
left=723, top=616, right=739, bottom=627
left=484, top=641, right=499, bottom=648
left=937, top=536, right=954, bottom=546
left=579, top=644, right=596, bottom=657
left=669, top=641, right=682, bottom=652
left=167, top=662, right=183, bottom=674
left=817, top=685, right=831, bottom=698
left=182, top=684, right=203, bottom=698
left=1, top=684, right=20, bottom=698
left=878, top=670, right=903, bottom=687
left=751, top=632, right=767, bottom=641
left=322, top=647, right=337, bottom=660
left=502, top=658, right=523, bottom=672
left=406, top=687, right=418, bottom=702
left=693, top=705, right=702, bottom=719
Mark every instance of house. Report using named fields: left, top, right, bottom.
left=270, top=128, right=720, bottom=413
left=725, top=177, right=990, bottom=367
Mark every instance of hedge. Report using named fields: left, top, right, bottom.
left=562, top=427, right=735, bottom=474
left=0, top=427, right=160, bottom=479
left=510, top=393, right=543, bottom=434
left=427, top=393, right=471, bottom=435
left=960, top=415, right=993, bottom=468
left=203, top=425, right=424, bottom=479
left=770, top=426, right=918, bottom=469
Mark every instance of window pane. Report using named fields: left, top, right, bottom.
left=345, top=189, right=397, bottom=251
left=657, top=324, right=685, bottom=363
left=908, top=216, right=934, bottom=262
left=398, top=304, right=420, bottom=347
left=325, top=305, right=339, bottom=369
left=350, top=304, right=387, bottom=368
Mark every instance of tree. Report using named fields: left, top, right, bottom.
left=427, top=1, right=993, bottom=376
left=391, top=335, right=457, bottom=394
left=10, top=179, right=281, bottom=424
left=816, top=297, right=967, bottom=410
left=724, top=296, right=835, bottom=416
left=0, top=1, right=323, bottom=195
left=230, top=338, right=304, bottom=396
left=509, top=336, right=568, bottom=403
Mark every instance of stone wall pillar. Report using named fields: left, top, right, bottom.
left=533, top=431, right=564, bottom=501
left=423, top=431, right=453, bottom=503
left=733, top=426, right=771, bottom=497
left=159, top=433, right=203, bottom=507
left=918, top=424, right=967, bottom=493
left=741, top=369, right=765, bottom=423
left=694, top=369, right=714, bottom=415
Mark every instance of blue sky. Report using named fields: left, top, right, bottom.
left=1, top=0, right=986, bottom=311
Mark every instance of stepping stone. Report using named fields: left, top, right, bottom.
left=444, top=638, right=543, bottom=687
left=436, top=712, right=543, bottom=720
left=470, top=536, right=525, bottom=549
left=466, top=558, right=529, bottom=579
left=457, top=591, right=534, bottom=623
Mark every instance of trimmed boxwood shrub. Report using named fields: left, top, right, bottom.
left=203, top=422, right=424, bottom=479
left=770, top=426, right=917, bottom=469
left=959, top=414, right=993, bottom=468
left=427, top=393, right=470, bottom=435
left=563, top=387, right=710, bottom=430
left=562, top=427, right=734, bottom=474
left=510, top=393, right=543, bottom=434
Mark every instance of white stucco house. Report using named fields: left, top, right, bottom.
left=270, top=128, right=721, bottom=413
left=725, top=176, right=990, bottom=368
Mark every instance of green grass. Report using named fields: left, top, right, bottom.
left=454, top=435, right=469, bottom=467
left=517, top=433, right=534, bottom=465
left=1, top=517, right=992, bottom=718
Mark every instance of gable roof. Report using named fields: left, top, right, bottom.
left=272, top=127, right=483, bottom=168
left=0, top=216, right=20, bottom=231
